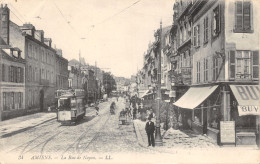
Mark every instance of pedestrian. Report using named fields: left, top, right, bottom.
left=145, top=117, right=155, bottom=147
left=95, top=103, right=99, bottom=116
left=133, top=107, right=137, bottom=120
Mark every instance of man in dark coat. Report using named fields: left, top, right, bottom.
left=145, top=117, right=155, bottom=147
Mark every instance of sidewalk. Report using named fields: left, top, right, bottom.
left=133, top=119, right=217, bottom=151
left=0, top=106, right=100, bottom=138
left=0, top=112, right=57, bottom=138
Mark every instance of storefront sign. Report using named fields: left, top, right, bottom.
left=169, top=91, right=176, bottom=98
left=238, top=106, right=260, bottom=116
left=220, top=121, right=235, bottom=144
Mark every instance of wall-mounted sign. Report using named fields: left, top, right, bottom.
left=220, top=121, right=235, bottom=144
left=169, top=91, right=176, bottom=98
left=238, top=106, right=260, bottom=116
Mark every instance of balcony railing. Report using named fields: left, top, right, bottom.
left=235, top=73, right=252, bottom=80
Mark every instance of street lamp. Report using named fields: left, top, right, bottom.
left=154, top=20, right=163, bottom=146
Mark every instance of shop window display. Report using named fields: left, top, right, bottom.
left=194, top=108, right=202, bottom=124
left=208, top=107, right=221, bottom=129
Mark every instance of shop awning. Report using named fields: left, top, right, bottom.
left=230, top=85, right=260, bottom=116
left=173, top=86, right=218, bottom=109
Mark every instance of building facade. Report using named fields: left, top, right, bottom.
left=138, top=0, right=259, bottom=146
left=173, top=0, right=259, bottom=146
left=0, top=48, right=25, bottom=120
left=56, top=49, right=69, bottom=90
left=0, top=4, right=69, bottom=119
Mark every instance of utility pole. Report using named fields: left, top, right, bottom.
left=77, top=50, right=81, bottom=89
left=95, top=61, right=97, bottom=102
left=155, top=20, right=163, bottom=146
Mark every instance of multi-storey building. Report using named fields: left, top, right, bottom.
left=68, top=61, right=86, bottom=90
left=173, top=0, right=259, bottom=146
left=12, top=23, right=57, bottom=112
left=55, top=48, right=69, bottom=90
left=0, top=48, right=25, bottom=120
left=0, top=5, right=69, bottom=117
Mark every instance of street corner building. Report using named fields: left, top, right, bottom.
left=138, top=0, right=259, bottom=147
left=0, top=4, right=69, bottom=121
left=172, top=0, right=260, bottom=147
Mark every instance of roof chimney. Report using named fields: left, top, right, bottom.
left=0, top=4, right=10, bottom=45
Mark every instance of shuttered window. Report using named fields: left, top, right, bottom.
left=235, top=1, right=252, bottom=32
left=193, top=25, right=200, bottom=47
left=252, top=51, right=259, bottom=79
left=229, top=50, right=257, bottom=80
left=213, top=5, right=220, bottom=37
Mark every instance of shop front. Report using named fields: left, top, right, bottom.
left=229, top=85, right=259, bottom=146
left=141, top=90, right=154, bottom=108
left=173, top=85, right=220, bottom=134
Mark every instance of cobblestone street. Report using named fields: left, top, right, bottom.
left=0, top=98, right=155, bottom=159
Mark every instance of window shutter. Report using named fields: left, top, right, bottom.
left=235, top=1, right=243, bottom=30
left=230, top=51, right=236, bottom=79
left=217, top=5, right=220, bottom=33
left=9, top=66, right=11, bottom=82
left=243, top=1, right=251, bottom=30
left=14, top=67, right=17, bottom=83
left=2, top=64, right=5, bottom=81
left=213, top=58, right=215, bottom=80
left=252, top=51, right=259, bottom=79
left=203, top=19, right=206, bottom=42
left=21, top=68, right=24, bottom=83
left=193, top=26, right=196, bottom=46
left=205, top=17, right=208, bottom=41
left=198, top=25, right=200, bottom=45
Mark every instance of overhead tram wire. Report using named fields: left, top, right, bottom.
left=52, top=1, right=82, bottom=39
left=7, top=4, right=43, bottom=45
left=95, top=0, right=141, bottom=26
left=8, top=2, right=27, bottom=23
left=81, top=0, right=141, bottom=38
left=52, top=0, right=141, bottom=41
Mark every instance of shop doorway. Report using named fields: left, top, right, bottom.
left=40, top=90, right=44, bottom=112
left=203, top=108, right=207, bottom=134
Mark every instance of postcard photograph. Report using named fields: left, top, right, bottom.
left=0, top=0, right=259, bottom=163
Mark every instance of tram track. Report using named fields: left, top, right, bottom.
left=4, top=100, right=116, bottom=156
left=61, top=111, right=110, bottom=155
left=77, top=113, right=111, bottom=155
left=6, top=109, right=110, bottom=156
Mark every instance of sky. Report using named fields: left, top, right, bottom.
left=2, top=0, right=175, bottom=78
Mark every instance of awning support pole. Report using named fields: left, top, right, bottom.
left=221, top=85, right=230, bottom=121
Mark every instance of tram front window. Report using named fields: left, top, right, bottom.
left=58, top=98, right=71, bottom=110
left=71, top=98, right=77, bottom=108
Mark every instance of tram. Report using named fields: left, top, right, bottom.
left=56, top=89, right=86, bottom=125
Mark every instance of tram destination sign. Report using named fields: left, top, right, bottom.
left=220, top=121, right=235, bottom=144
